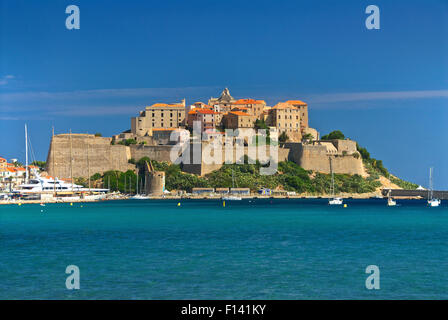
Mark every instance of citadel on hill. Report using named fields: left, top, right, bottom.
left=45, top=88, right=364, bottom=179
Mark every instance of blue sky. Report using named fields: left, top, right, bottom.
left=1, top=0, right=447, bottom=188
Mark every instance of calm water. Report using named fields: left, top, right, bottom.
left=1, top=199, right=447, bottom=299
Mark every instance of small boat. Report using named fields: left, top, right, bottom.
left=387, top=197, right=397, bottom=206
left=222, top=195, right=242, bottom=201
left=328, top=158, right=343, bottom=205
left=130, top=194, right=150, bottom=200
left=329, top=197, right=343, bottom=205
left=427, top=167, right=441, bottom=207
left=428, top=198, right=441, bottom=207
left=386, top=190, right=396, bottom=206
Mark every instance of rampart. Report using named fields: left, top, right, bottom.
left=45, top=134, right=132, bottom=179
left=45, top=134, right=364, bottom=179
left=285, top=140, right=365, bottom=176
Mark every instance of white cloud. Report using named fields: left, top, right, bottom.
left=0, top=75, right=15, bottom=86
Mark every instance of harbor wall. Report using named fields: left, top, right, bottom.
left=382, top=189, right=448, bottom=199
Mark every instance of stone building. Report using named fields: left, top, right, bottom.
left=208, top=88, right=236, bottom=113
left=131, top=100, right=186, bottom=137
left=187, top=108, right=221, bottom=131
left=265, top=100, right=311, bottom=142
left=268, top=102, right=301, bottom=138
left=223, top=111, right=256, bottom=130
left=285, top=100, right=308, bottom=129
left=232, top=98, right=266, bottom=119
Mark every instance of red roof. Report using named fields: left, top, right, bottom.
left=152, top=128, right=177, bottom=131
left=285, top=100, right=307, bottom=106
left=189, top=109, right=218, bottom=115
left=229, top=111, right=251, bottom=116
left=233, top=99, right=265, bottom=105
left=148, top=103, right=184, bottom=108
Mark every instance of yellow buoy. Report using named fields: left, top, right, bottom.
left=177, top=202, right=181, bottom=207
left=223, top=201, right=226, bottom=207
left=70, top=203, right=73, bottom=206
left=344, top=204, right=347, bottom=208
left=18, top=203, right=22, bottom=206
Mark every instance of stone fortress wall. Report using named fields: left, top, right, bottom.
left=46, top=133, right=364, bottom=179
left=285, top=140, right=365, bottom=176
left=46, top=134, right=131, bottom=179
left=45, top=134, right=175, bottom=179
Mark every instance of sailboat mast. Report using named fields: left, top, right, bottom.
left=52, top=126, right=56, bottom=194
left=330, top=157, right=334, bottom=197
left=87, top=135, right=91, bottom=193
left=25, top=124, right=29, bottom=183
left=69, top=129, right=73, bottom=191
left=429, top=167, right=434, bottom=200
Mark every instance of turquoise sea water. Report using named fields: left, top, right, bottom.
left=1, top=198, right=447, bottom=299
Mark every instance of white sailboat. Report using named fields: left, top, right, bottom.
left=387, top=190, right=397, bottom=206
left=328, top=158, right=343, bottom=205
left=427, top=167, right=441, bottom=207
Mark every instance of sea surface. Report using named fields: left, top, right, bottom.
left=1, top=198, right=447, bottom=299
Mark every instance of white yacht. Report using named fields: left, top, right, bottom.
left=13, top=171, right=108, bottom=195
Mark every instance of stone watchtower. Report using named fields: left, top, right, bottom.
left=145, top=160, right=165, bottom=196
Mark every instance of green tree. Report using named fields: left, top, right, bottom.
left=254, top=119, right=269, bottom=131
left=301, top=133, right=313, bottom=142
left=279, top=131, right=289, bottom=143
left=94, top=133, right=102, bottom=137
left=31, top=160, right=46, bottom=169
left=90, top=173, right=102, bottom=181
left=118, top=139, right=137, bottom=146
left=321, top=130, right=345, bottom=140
left=356, top=143, right=370, bottom=160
